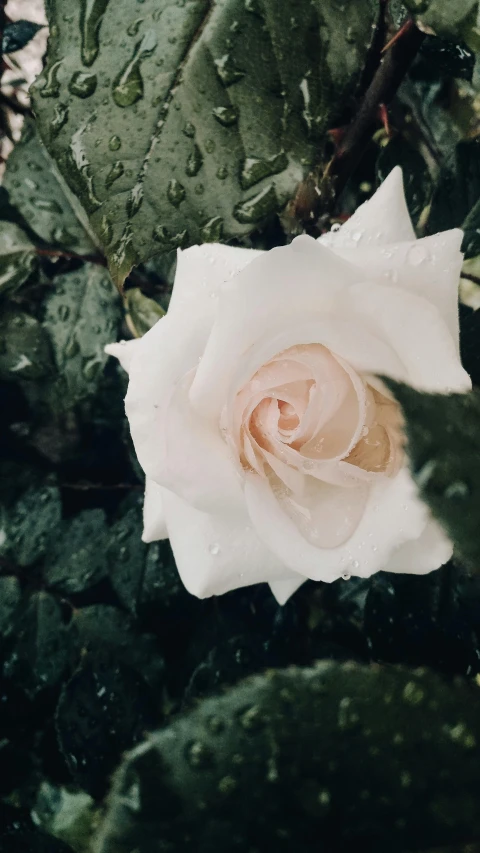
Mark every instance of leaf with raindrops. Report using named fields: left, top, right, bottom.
left=31, top=0, right=378, bottom=284
left=0, top=221, right=37, bottom=298
left=3, top=119, right=97, bottom=257
left=42, top=263, right=121, bottom=410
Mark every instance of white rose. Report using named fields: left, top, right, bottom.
left=106, top=168, right=470, bottom=605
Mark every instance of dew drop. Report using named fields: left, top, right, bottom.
left=108, top=134, right=122, bottom=151
left=341, top=573, right=351, bottom=581
left=233, top=184, right=278, bottom=224
left=216, top=165, right=228, bottom=180
left=50, top=103, right=69, bottom=137
left=407, top=244, right=429, bottom=266
left=112, top=29, right=157, bottom=107
left=209, top=542, right=220, bottom=555
left=105, top=160, right=124, bottom=189
left=201, top=217, right=223, bottom=242
left=182, top=121, right=196, bottom=138
left=214, top=53, right=245, bottom=87
left=39, top=59, right=63, bottom=98
left=68, top=71, right=97, bottom=98
left=80, top=0, right=111, bottom=66
left=205, top=139, right=215, bottom=153
left=331, top=222, right=341, bottom=232
left=212, top=105, right=238, bottom=126
left=351, top=231, right=362, bottom=243
left=240, top=151, right=288, bottom=191
left=167, top=178, right=186, bottom=207
left=186, top=144, right=203, bottom=177
left=126, top=182, right=144, bottom=217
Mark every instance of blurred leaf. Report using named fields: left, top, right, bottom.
left=0, top=483, right=61, bottom=567
left=3, top=119, right=97, bottom=256
left=125, top=287, right=164, bottom=337
left=2, top=20, right=44, bottom=54
left=56, top=654, right=155, bottom=798
left=418, top=35, right=475, bottom=81
left=427, top=139, right=480, bottom=257
left=388, top=382, right=480, bottom=570
left=96, top=661, right=480, bottom=852
left=0, top=221, right=37, bottom=297
left=44, top=509, right=109, bottom=594
left=32, top=0, right=378, bottom=284
left=3, top=592, right=72, bottom=699
left=0, top=830, right=74, bottom=853
left=403, top=0, right=480, bottom=52
left=43, top=264, right=121, bottom=410
left=32, top=782, right=96, bottom=853
left=0, top=307, right=53, bottom=381
left=72, top=604, right=165, bottom=689
left=376, top=136, right=432, bottom=226
left=0, top=577, right=22, bottom=638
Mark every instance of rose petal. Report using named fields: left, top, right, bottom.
left=190, top=237, right=361, bottom=418
left=105, top=339, right=142, bottom=374
left=343, top=281, right=470, bottom=392
left=330, top=229, right=464, bottom=345
left=269, top=577, right=305, bottom=605
left=320, top=166, right=416, bottom=250
left=142, top=479, right=168, bottom=542
left=383, top=518, right=452, bottom=574
left=244, top=467, right=428, bottom=581
left=161, top=489, right=299, bottom=598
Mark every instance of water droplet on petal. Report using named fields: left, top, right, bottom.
left=209, top=542, right=220, bottom=556
left=167, top=178, right=186, bottom=207
left=407, top=244, right=429, bottom=266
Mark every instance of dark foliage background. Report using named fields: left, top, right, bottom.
left=2, top=1, right=480, bottom=851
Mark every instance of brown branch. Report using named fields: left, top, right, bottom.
left=323, top=18, right=425, bottom=203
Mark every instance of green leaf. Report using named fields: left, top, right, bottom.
left=31, top=0, right=378, bottom=284
left=387, top=381, right=480, bottom=569
left=3, top=592, right=72, bottom=698
left=32, top=782, right=96, bottom=853
left=376, top=136, right=432, bottom=227
left=0, top=221, right=37, bottom=297
left=0, top=483, right=61, bottom=567
left=42, top=264, right=121, bottom=409
left=0, top=307, right=54, bottom=381
left=124, top=287, right=164, bottom=336
left=0, top=577, right=22, bottom=638
left=3, top=119, right=97, bottom=256
left=403, top=0, right=480, bottom=51
left=44, top=509, right=110, bottom=594
left=427, top=139, right=480, bottom=258
left=96, top=661, right=480, bottom=852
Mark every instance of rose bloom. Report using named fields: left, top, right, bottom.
left=107, top=168, right=470, bottom=604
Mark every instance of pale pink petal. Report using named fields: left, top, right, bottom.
left=161, top=489, right=297, bottom=599
left=269, top=577, right=305, bottom=605
left=320, top=167, right=416, bottom=250
left=343, top=282, right=471, bottom=392
left=330, top=229, right=464, bottom=346
left=105, top=339, right=142, bottom=374
left=383, top=518, right=453, bottom=574
left=142, top=479, right=168, bottom=542
left=244, top=467, right=428, bottom=582
left=190, top=237, right=360, bottom=419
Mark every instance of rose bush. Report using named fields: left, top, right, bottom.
left=107, top=168, right=470, bottom=604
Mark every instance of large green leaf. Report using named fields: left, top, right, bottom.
left=3, top=120, right=97, bottom=256
left=95, top=661, right=480, bottom=852
left=388, top=381, right=480, bottom=570
left=42, top=263, right=121, bottom=409
left=31, top=0, right=377, bottom=284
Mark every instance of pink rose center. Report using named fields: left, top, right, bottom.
left=228, top=344, right=403, bottom=548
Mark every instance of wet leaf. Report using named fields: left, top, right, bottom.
left=387, top=381, right=480, bottom=570
left=56, top=654, right=155, bottom=798
left=3, top=119, right=97, bottom=256
left=2, top=21, right=44, bottom=54
left=32, top=782, right=96, bottom=853
left=96, top=661, right=480, bottom=852
left=42, top=264, right=121, bottom=410
left=0, top=307, right=53, bottom=382
left=0, top=221, right=37, bottom=297
left=3, top=592, right=72, bottom=699
left=0, top=578, right=22, bottom=638
left=125, top=287, right=164, bottom=336
left=0, top=830, right=74, bottom=853
left=44, top=509, right=110, bottom=594
left=32, top=0, right=378, bottom=284
left=403, top=0, right=480, bottom=52
left=427, top=139, right=480, bottom=258
left=0, top=483, right=61, bottom=567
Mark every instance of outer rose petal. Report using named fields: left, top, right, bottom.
left=244, top=467, right=429, bottom=582
left=125, top=244, right=259, bottom=514
left=329, top=230, right=464, bottom=346
left=320, top=166, right=416, bottom=249
left=142, top=479, right=168, bottom=542
left=383, top=518, right=453, bottom=574
left=269, top=577, right=306, bottom=605
left=105, top=339, right=142, bottom=374
left=161, top=489, right=299, bottom=598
